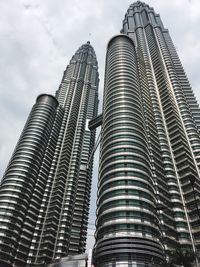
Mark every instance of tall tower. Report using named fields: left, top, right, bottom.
left=0, top=41, right=99, bottom=267
left=94, top=2, right=200, bottom=266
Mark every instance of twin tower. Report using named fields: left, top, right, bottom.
left=1, top=2, right=200, bottom=267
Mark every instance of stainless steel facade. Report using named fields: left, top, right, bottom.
left=47, top=254, right=88, bottom=267
left=0, top=42, right=99, bottom=267
left=94, top=2, right=200, bottom=267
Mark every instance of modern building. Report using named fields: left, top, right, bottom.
left=94, top=1, right=200, bottom=266
left=0, top=41, right=99, bottom=266
left=47, top=254, right=88, bottom=267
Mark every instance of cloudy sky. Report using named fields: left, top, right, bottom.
left=1, top=0, right=200, bottom=251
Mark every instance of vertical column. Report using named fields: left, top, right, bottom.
left=0, top=94, right=58, bottom=266
left=94, top=35, right=164, bottom=267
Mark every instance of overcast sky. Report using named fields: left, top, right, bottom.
left=0, top=0, right=200, bottom=252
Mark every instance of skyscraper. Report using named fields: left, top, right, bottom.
left=0, top=41, right=99, bottom=267
left=94, top=1, right=200, bottom=266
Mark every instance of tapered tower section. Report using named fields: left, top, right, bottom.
left=94, top=35, right=165, bottom=267
left=0, top=42, right=99, bottom=267
left=95, top=1, right=200, bottom=266
left=122, top=1, right=200, bottom=257
left=32, top=41, right=99, bottom=263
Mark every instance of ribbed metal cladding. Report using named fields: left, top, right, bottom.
left=94, top=35, right=164, bottom=267
left=121, top=0, right=200, bottom=262
left=0, top=42, right=99, bottom=267
left=0, top=94, right=59, bottom=267
left=27, top=42, right=99, bottom=265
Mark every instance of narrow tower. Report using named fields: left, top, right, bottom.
left=94, top=2, right=200, bottom=266
left=0, top=41, right=99, bottom=267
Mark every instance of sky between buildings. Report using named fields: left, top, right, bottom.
left=0, top=0, right=200, bottom=251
